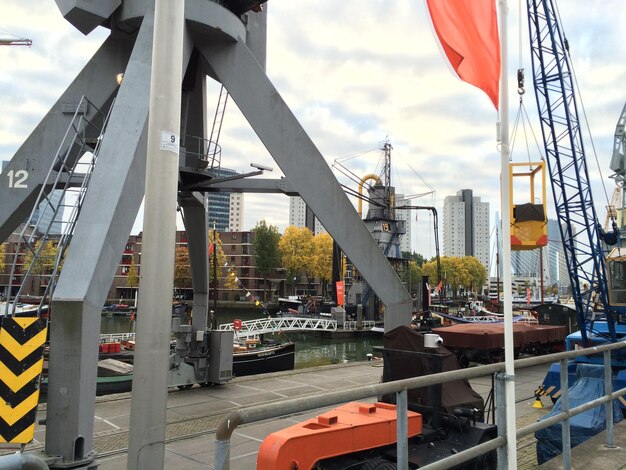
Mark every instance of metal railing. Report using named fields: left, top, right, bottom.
left=343, top=320, right=377, bottom=331
left=214, top=340, right=626, bottom=470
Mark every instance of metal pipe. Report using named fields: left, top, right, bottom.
left=0, top=453, right=49, bottom=469
left=604, top=350, right=615, bottom=447
left=498, top=0, right=517, bottom=466
left=396, top=389, right=408, bottom=469
left=560, top=358, right=571, bottom=469
left=495, top=371, right=508, bottom=469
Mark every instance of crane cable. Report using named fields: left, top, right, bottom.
left=552, top=1, right=613, bottom=215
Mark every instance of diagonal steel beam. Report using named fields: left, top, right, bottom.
left=200, top=39, right=412, bottom=331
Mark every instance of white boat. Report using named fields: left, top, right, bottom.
left=0, top=301, right=48, bottom=317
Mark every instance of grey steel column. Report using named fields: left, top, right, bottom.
left=126, top=0, right=185, bottom=468
left=45, top=14, right=154, bottom=463
left=180, top=192, right=209, bottom=333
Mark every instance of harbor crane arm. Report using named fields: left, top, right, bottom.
left=0, top=37, right=32, bottom=46
left=526, top=0, right=625, bottom=346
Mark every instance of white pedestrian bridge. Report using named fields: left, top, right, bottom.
left=218, top=316, right=338, bottom=337
left=99, top=317, right=338, bottom=343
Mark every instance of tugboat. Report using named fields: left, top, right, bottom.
left=232, top=337, right=295, bottom=377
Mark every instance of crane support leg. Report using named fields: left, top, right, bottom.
left=0, top=34, right=133, bottom=242
left=44, top=13, right=159, bottom=463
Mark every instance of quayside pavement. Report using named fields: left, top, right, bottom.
left=4, top=361, right=620, bottom=469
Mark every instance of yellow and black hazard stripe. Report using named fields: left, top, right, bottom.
left=0, top=317, right=47, bottom=444
left=534, top=384, right=558, bottom=400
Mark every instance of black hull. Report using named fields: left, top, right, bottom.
left=40, top=374, right=133, bottom=396
left=233, top=342, right=295, bottom=377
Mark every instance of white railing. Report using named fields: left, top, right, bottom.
left=343, top=320, right=377, bottom=331
left=100, top=332, right=137, bottom=343
left=218, top=316, right=337, bottom=337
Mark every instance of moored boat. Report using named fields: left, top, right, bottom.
left=232, top=338, right=295, bottom=377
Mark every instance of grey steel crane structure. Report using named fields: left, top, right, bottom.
left=0, top=1, right=412, bottom=467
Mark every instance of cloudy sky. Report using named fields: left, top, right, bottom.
left=1, top=0, right=624, bottom=264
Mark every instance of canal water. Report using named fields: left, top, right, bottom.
left=100, top=308, right=383, bottom=370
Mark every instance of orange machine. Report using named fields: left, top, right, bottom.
left=257, top=402, right=422, bottom=470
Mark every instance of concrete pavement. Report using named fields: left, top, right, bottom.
left=4, top=360, right=619, bottom=469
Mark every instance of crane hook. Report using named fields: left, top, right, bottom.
left=517, top=68, right=525, bottom=95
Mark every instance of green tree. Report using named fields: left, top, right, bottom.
left=252, top=220, right=281, bottom=301
left=406, top=260, right=422, bottom=290
left=312, top=233, right=333, bottom=297
left=278, top=226, right=315, bottom=295
left=173, top=246, right=192, bottom=296
left=402, top=251, right=426, bottom=267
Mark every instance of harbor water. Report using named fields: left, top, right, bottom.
left=100, top=308, right=383, bottom=369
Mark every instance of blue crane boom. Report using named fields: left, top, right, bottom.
left=526, top=0, right=626, bottom=347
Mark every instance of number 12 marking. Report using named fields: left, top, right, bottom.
left=7, top=170, right=29, bottom=188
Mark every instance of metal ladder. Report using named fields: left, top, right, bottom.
left=206, top=84, right=229, bottom=170
left=3, top=96, right=114, bottom=317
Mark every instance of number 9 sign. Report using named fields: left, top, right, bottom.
left=160, top=131, right=179, bottom=154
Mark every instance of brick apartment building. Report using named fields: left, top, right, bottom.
left=1, top=228, right=298, bottom=307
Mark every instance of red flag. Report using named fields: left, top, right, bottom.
left=336, top=281, right=345, bottom=307
left=435, top=280, right=443, bottom=293
left=426, top=0, right=500, bottom=108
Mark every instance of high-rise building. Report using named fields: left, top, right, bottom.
left=442, top=189, right=490, bottom=270
left=30, top=191, right=64, bottom=235
left=228, top=192, right=243, bottom=231
left=288, top=196, right=326, bottom=234
left=207, top=167, right=244, bottom=232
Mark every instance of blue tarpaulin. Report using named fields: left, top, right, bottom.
left=536, top=364, right=623, bottom=464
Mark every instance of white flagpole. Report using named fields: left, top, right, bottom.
left=498, top=0, right=518, bottom=467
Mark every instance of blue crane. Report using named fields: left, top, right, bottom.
left=526, top=0, right=626, bottom=352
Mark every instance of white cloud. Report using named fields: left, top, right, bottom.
left=1, top=0, right=625, bottom=261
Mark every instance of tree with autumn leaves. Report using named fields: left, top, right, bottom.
left=174, top=246, right=192, bottom=294
left=420, top=255, right=487, bottom=299
left=22, top=240, right=58, bottom=276
left=208, top=230, right=240, bottom=292
left=278, top=226, right=333, bottom=296
left=312, top=233, right=333, bottom=297
left=0, top=243, right=5, bottom=274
